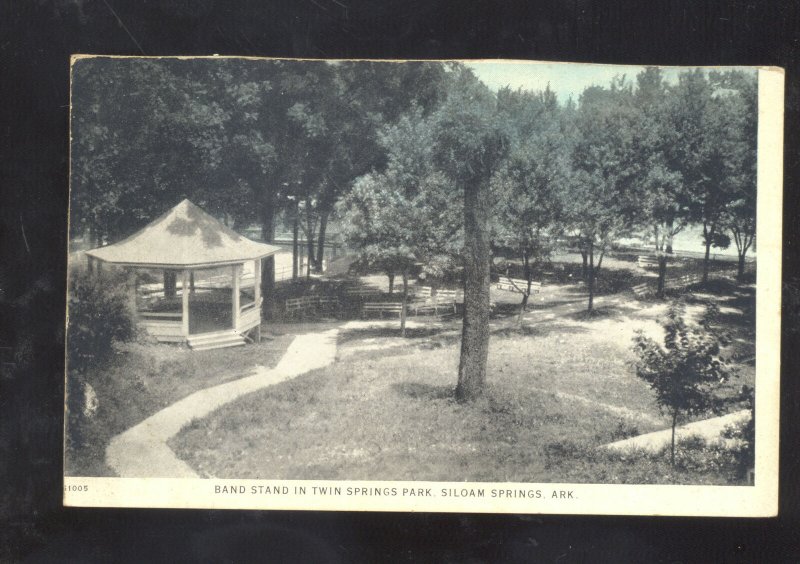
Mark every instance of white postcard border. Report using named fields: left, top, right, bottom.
left=63, top=64, right=784, bottom=517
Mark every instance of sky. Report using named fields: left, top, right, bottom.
left=466, top=61, right=754, bottom=104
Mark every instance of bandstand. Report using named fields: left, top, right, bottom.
left=85, top=199, right=281, bottom=350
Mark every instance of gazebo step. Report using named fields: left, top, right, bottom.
left=191, top=340, right=246, bottom=352
left=187, top=330, right=246, bottom=351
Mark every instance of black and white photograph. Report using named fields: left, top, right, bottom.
left=63, top=57, right=781, bottom=514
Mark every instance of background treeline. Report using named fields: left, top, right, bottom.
left=71, top=60, right=757, bottom=314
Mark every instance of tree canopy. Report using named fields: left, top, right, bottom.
left=70, top=59, right=759, bottom=399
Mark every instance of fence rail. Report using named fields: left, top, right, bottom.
left=632, top=265, right=753, bottom=298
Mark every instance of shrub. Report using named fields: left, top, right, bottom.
left=632, top=303, right=732, bottom=466
left=607, top=419, right=640, bottom=442
left=67, top=266, right=138, bottom=371
left=668, top=427, right=753, bottom=482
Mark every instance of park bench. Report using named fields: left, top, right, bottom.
left=315, top=295, right=340, bottom=314
left=433, top=289, right=460, bottom=315
left=663, top=273, right=702, bottom=290
left=631, top=282, right=653, bottom=297
left=495, top=276, right=542, bottom=295
left=344, top=286, right=382, bottom=300
left=410, top=287, right=462, bottom=315
left=361, top=302, right=405, bottom=318
left=285, top=296, right=317, bottom=318
left=285, top=294, right=342, bottom=318
left=410, top=286, right=434, bottom=315
left=637, top=255, right=660, bottom=269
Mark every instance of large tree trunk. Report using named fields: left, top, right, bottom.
left=656, top=256, right=667, bottom=297
left=517, top=251, right=530, bottom=324
left=292, top=202, right=299, bottom=281
left=670, top=410, right=678, bottom=467
left=587, top=241, right=595, bottom=312
left=163, top=270, right=177, bottom=299
left=702, top=223, right=712, bottom=285
left=665, top=218, right=674, bottom=254
left=580, top=248, right=588, bottom=280
left=260, top=194, right=276, bottom=317
left=400, top=270, right=408, bottom=338
left=737, top=253, right=747, bottom=280
left=305, top=199, right=315, bottom=280
left=314, top=209, right=330, bottom=273
left=456, top=179, right=492, bottom=402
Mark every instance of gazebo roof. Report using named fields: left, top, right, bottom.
left=86, top=199, right=281, bottom=268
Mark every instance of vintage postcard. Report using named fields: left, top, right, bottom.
left=63, top=56, right=782, bottom=516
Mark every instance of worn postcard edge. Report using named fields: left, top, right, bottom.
left=63, top=60, right=783, bottom=516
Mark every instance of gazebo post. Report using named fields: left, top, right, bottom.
left=253, top=258, right=262, bottom=343
left=232, top=264, right=241, bottom=332
left=181, top=270, right=190, bottom=337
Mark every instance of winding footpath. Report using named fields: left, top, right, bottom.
left=106, top=329, right=339, bottom=478
left=604, top=409, right=751, bottom=453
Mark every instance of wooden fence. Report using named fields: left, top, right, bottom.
left=632, top=265, right=753, bottom=298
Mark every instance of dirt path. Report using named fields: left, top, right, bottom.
left=106, top=329, right=339, bottom=478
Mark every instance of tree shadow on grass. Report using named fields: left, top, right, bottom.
left=392, top=381, right=456, bottom=401
left=338, top=325, right=448, bottom=345
left=491, top=298, right=586, bottom=319
left=491, top=322, right=590, bottom=339
left=565, top=304, right=637, bottom=322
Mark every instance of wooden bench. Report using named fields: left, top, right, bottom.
left=315, top=295, right=340, bottom=313
left=631, top=282, right=653, bottom=297
left=361, top=302, right=405, bottom=318
left=495, top=277, right=542, bottom=295
left=285, top=296, right=316, bottom=318
left=663, top=274, right=702, bottom=290
left=410, top=286, right=434, bottom=315
left=344, top=287, right=382, bottom=300
left=410, top=288, right=463, bottom=315
left=637, top=255, right=660, bottom=269
left=412, top=286, right=432, bottom=300
left=285, top=295, right=341, bottom=318
left=433, top=289, right=459, bottom=315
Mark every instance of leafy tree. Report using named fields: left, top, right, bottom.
left=338, top=108, right=462, bottom=336
left=665, top=69, right=731, bottom=285
left=632, top=304, right=731, bottom=466
left=569, top=82, right=640, bottom=311
left=713, top=71, right=758, bottom=280
left=431, top=67, right=508, bottom=401
left=312, top=62, right=451, bottom=272
left=630, top=68, right=689, bottom=295
left=492, top=86, right=568, bottom=321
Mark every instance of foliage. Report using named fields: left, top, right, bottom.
left=632, top=303, right=732, bottom=465
left=338, top=108, right=462, bottom=279
left=338, top=106, right=462, bottom=335
left=713, top=71, right=758, bottom=279
left=491, top=86, right=568, bottom=316
left=66, top=266, right=138, bottom=371
left=568, top=80, right=641, bottom=310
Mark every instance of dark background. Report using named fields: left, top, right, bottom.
left=1, top=0, right=798, bottom=561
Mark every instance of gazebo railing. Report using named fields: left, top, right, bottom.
left=138, top=310, right=184, bottom=342
left=237, top=297, right=262, bottom=333
left=139, top=311, right=182, bottom=321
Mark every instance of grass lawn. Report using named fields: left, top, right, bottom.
left=65, top=329, right=294, bottom=476
left=171, top=278, right=755, bottom=484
